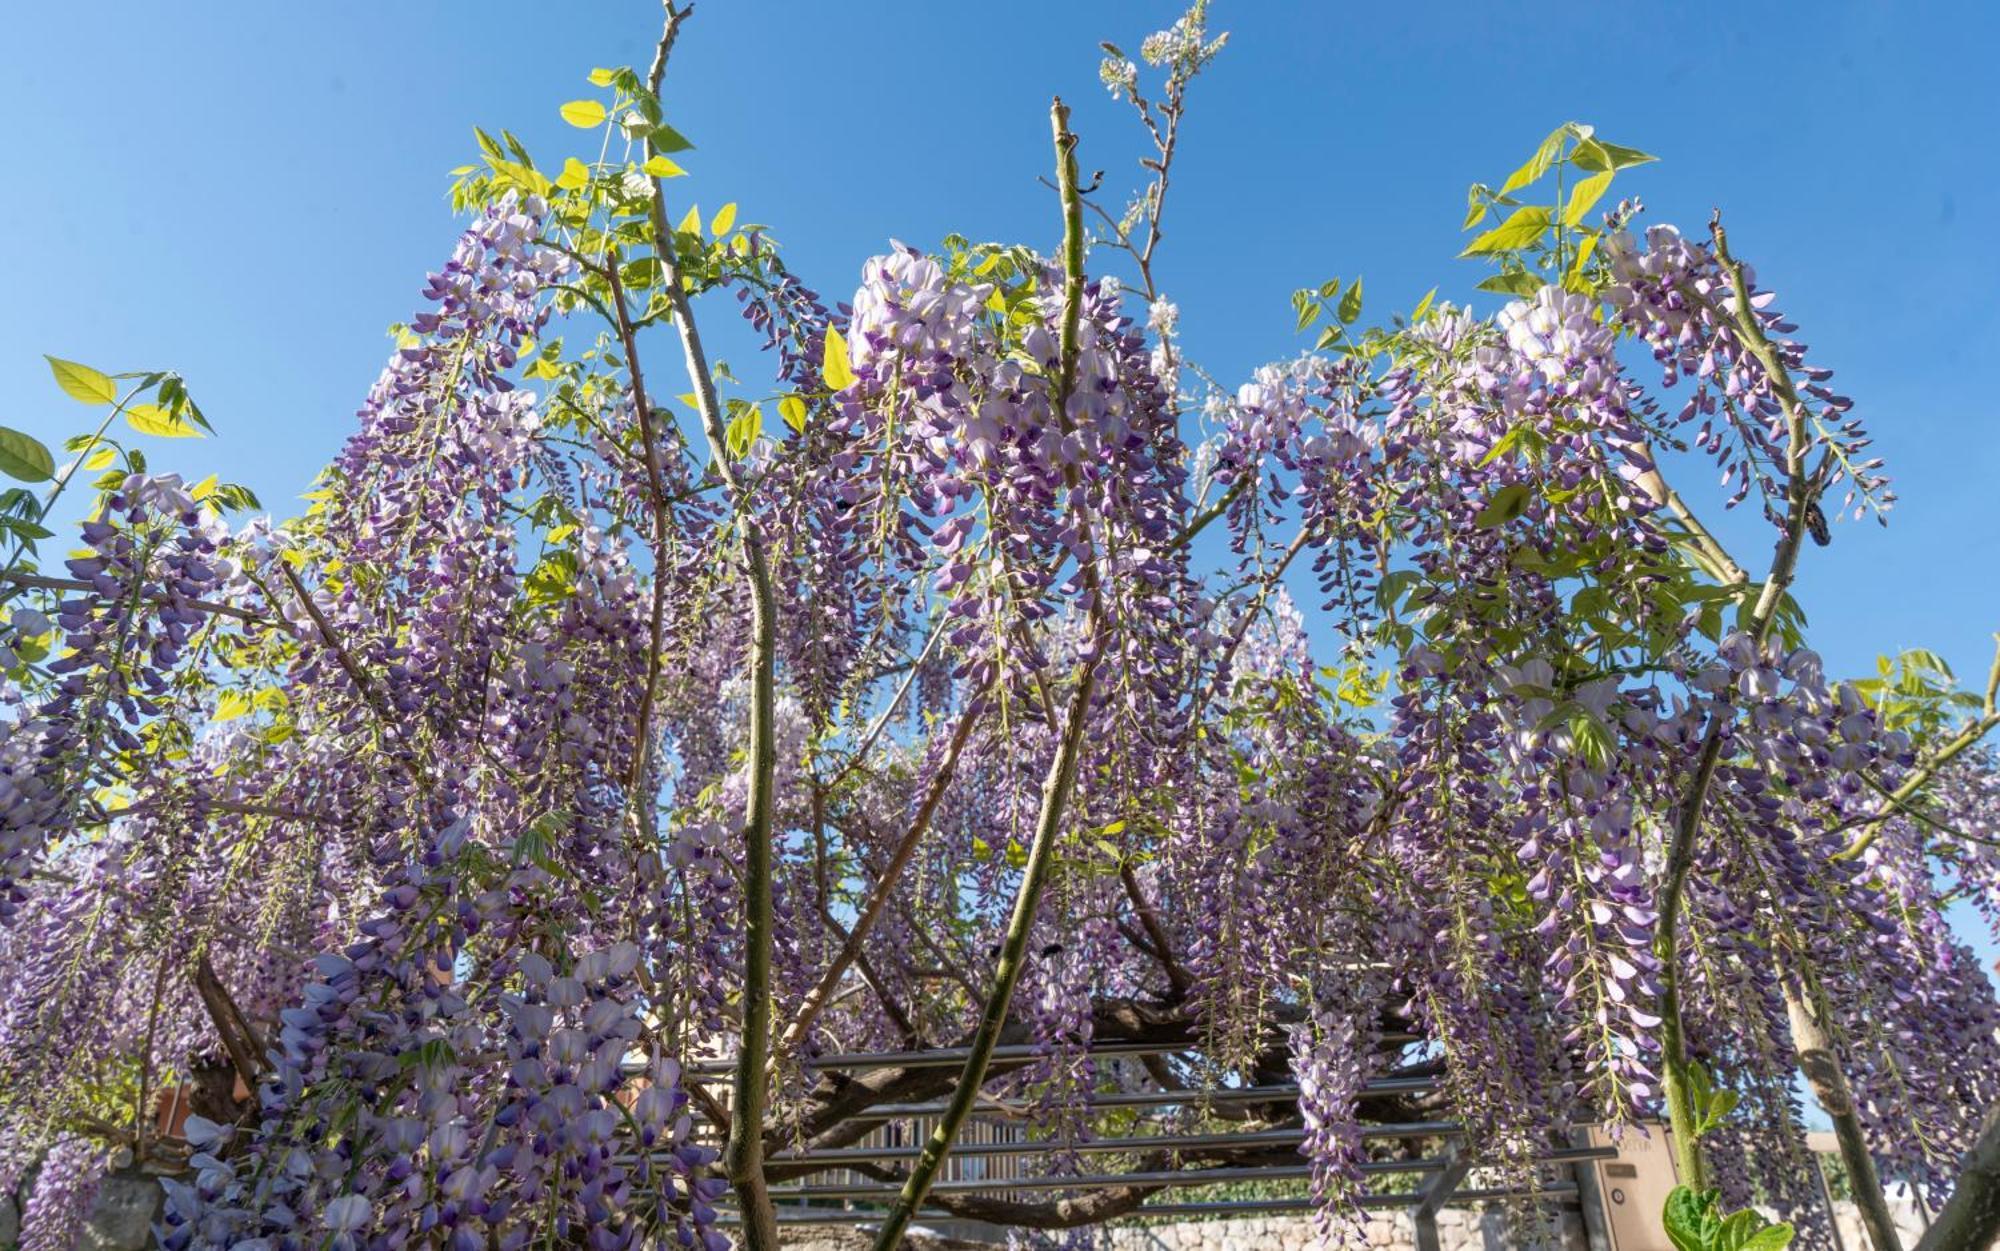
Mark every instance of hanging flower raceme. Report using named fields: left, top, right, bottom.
left=0, top=473, right=232, bottom=917
left=1602, top=217, right=1888, bottom=525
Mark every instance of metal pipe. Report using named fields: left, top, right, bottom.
left=723, top=1183, right=1585, bottom=1224
left=770, top=1121, right=1468, bottom=1166
left=683, top=1033, right=1421, bottom=1076
left=763, top=1160, right=1444, bottom=1203
left=820, top=1077, right=1437, bottom=1123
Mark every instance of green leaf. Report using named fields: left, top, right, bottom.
left=126, top=403, right=202, bottom=438
left=1498, top=126, right=1568, bottom=196
left=1569, top=230, right=1601, bottom=278
left=1336, top=276, right=1363, bottom=324
left=1564, top=171, right=1615, bottom=227
left=1475, top=483, right=1531, bottom=527
left=0, top=427, right=55, bottom=482
left=648, top=122, right=695, bottom=154
left=487, top=158, right=553, bottom=198
left=1476, top=270, right=1546, bottom=297
left=724, top=401, right=762, bottom=459
left=559, top=99, right=607, bottom=128
left=1569, top=712, right=1611, bottom=768
left=778, top=394, right=808, bottom=434
left=1737, top=1227, right=1794, bottom=1251
left=45, top=356, right=118, bottom=405
left=1463, top=190, right=1491, bottom=232
left=1902, top=648, right=1953, bottom=678
left=1572, top=138, right=1656, bottom=173
left=822, top=327, right=857, bottom=392
left=1375, top=569, right=1419, bottom=613
left=1663, top=1187, right=1721, bottom=1251
left=525, top=550, right=580, bottom=605
left=1478, top=427, right=1525, bottom=468
left=1292, top=291, right=1321, bottom=333
left=1461, top=206, right=1554, bottom=257
left=619, top=256, right=663, bottom=289
left=710, top=202, right=737, bottom=236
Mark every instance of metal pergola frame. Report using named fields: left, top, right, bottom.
left=705, top=1036, right=1617, bottom=1244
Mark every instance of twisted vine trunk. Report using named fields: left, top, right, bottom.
left=1784, top=977, right=1902, bottom=1251
left=1915, top=1103, right=2000, bottom=1251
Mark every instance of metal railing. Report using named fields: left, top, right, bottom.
left=708, top=1034, right=1613, bottom=1242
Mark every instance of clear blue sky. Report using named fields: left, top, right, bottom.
left=6, top=2, right=1997, bottom=973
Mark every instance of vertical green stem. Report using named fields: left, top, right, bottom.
left=643, top=7, right=779, bottom=1244
left=1653, top=219, right=1814, bottom=1193
left=869, top=96, right=1098, bottom=1251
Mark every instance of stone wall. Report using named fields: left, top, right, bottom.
left=1100, top=1208, right=1586, bottom=1251
left=1, top=1170, right=163, bottom=1251
left=0, top=1186, right=1935, bottom=1250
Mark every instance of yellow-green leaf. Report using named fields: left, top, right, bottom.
left=677, top=203, right=701, bottom=236
left=1571, top=138, right=1656, bottom=173
left=487, top=159, right=553, bottom=198
left=190, top=473, right=218, bottom=500
left=642, top=154, right=686, bottom=179
left=559, top=99, right=607, bottom=129
left=213, top=690, right=253, bottom=722
left=724, top=401, right=762, bottom=459
left=1460, top=206, right=1554, bottom=257
left=1568, top=231, right=1601, bottom=277
left=587, top=67, right=617, bottom=87
left=46, top=356, right=118, bottom=405
left=822, top=327, right=857, bottom=392
left=126, top=403, right=202, bottom=438
left=1563, top=171, right=1614, bottom=227
left=1498, top=127, right=1567, bottom=197
left=710, top=202, right=737, bottom=236
left=1336, top=276, right=1363, bottom=324
left=556, top=158, right=590, bottom=191
left=83, top=446, right=117, bottom=472
left=778, top=394, right=807, bottom=433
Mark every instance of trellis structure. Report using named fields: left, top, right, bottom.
left=682, top=1035, right=1618, bottom=1248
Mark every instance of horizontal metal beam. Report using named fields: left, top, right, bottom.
left=765, top=1159, right=1449, bottom=1202
left=770, top=1120, right=1467, bottom=1166
left=741, top=1153, right=1610, bottom=1212
left=685, top=1033, right=1421, bottom=1076
left=725, top=1182, right=1585, bottom=1223
left=823, top=1076, right=1436, bottom=1122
